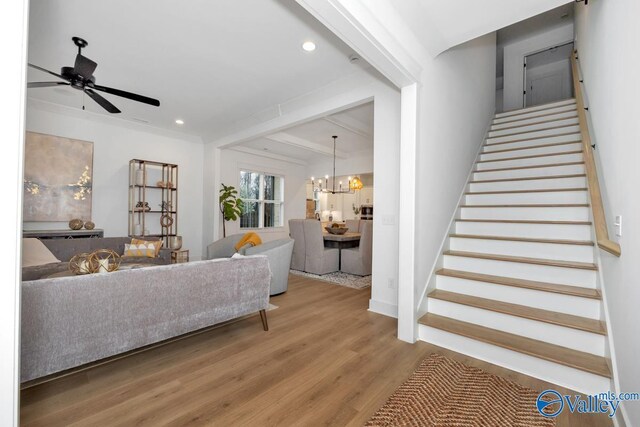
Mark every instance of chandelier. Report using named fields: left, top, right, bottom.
left=312, top=136, right=362, bottom=194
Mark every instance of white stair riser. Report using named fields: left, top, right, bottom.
left=491, top=111, right=578, bottom=130
left=494, top=99, right=576, bottom=120
left=489, top=118, right=579, bottom=138
left=473, top=164, right=585, bottom=181
left=443, top=255, right=596, bottom=287
left=469, top=176, right=586, bottom=192
left=418, top=325, right=611, bottom=395
left=436, top=275, right=600, bottom=318
left=449, top=237, right=594, bottom=262
left=484, top=133, right=582, bottom=152
left=465, top=191, right=588, bottom=205
left=480, top=143, right=582, bottom=161
left=460, top=206, right=589, bottom=221
left=455, top=221, right=592, bottom=240
left=427, top=299, right=605, bottom=356
left=487, top=125, right=581, bottom=144
left=476, top=153, right=583, bottom=170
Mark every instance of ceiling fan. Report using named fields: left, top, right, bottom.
left=27, top=36, right=160, bottom=114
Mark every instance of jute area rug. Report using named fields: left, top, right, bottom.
left=289, top=269, right=371, bottom=290
left=366, top=354, right=555, bottom=427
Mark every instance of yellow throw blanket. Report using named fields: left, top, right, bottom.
left=234, top=232, right=262, bottom=252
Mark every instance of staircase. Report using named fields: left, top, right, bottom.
left=418, top=98, right=612, bottom=394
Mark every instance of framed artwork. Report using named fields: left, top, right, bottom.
left=23, top=132, right=94, bottom=222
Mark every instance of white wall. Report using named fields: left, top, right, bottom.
left=414, top=33, right=497, bottom=303
left=217, top=148, right=307, bottom=241
left=502, top=23, right=573, bottom=111
left=575, top=1, right=640, bottom=425
left=25, top=100, right=206, bottom=260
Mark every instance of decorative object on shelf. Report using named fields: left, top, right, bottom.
left=23, top=132, right=93, bottom=222
left=311, top=136, right=360, bottom=195
left=169, top=235, right=183, bottom=250
left=87, top=249, right=121, bottom=273
left=135, top=168, right=145, bottom=186
left=352, top=204, right=361, bottom=217
left=84, top=221, right=95, bottom=230
left=156, top=180, right=175, bottom=189
left=133, top=222, right=142, bottom=236
left=159, top=201, right=173, bottom=212
left=69, top=252, right=92, bottom=275
left=219, top=183, right=244, bottom=238
left=171, top=249, right=189, bottom=264
left=134, top=201, right=151, bottom=212
left=68, top=218, right=84, bottom=230
left=160, top=213, right=174, bottom=228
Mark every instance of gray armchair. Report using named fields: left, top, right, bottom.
left=341, top=220, right=372, bottom=276
left=206, top=234, right=294, bottom=295
left=303, top=219, right=339, bottom=275
left=288, top=219, right=306, bottom=271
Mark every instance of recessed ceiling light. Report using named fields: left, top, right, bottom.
left=302, top=41, right=316, bottom=52
left=175, top=119, right=184, bottom=125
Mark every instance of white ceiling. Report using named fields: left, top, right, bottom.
left=237, top=101, right=373, bottom=163
left=26, top=0, right=363, bottom=139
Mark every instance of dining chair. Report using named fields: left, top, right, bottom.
left=341, top=220, right=372, bottom=276
left=345, top=219, right=360, bottom=233
left=302, top=219, right=339, bottom=275
left=288, top=219, right=306, bottom=271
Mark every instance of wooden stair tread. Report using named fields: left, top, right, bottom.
left=492, top=110, right=578, bottom=126
left=482, top=140, right=581, bottom=155
left=470, top=173, right=586, bottom=184
left=466, top=187, right=587, bottom=195
left=485, top=131, right=581, bottom=147
left=487, top=124, right=580, bottom=140
left=460, top=203, right=588, bottom=208
left=443, top=250, right=598, bottom=271
left=449, top=234, right=594, bottom=246
left=419, top=313, right=611, bottom=378
left=428, top=289, right=605, bottom=335
left=457, top=219, right=591, bottom=225
left=495, top=99, right=576, bottom=118
left=476, top=150, right=583, bottom=164
left=489, top=116, right=579, bottom=133
left=475, top=161, right=584, bottom=174
left=436, top=268, right=600, bottom=299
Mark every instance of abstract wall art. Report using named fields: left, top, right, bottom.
left=23, top=132, right=94, bottom=222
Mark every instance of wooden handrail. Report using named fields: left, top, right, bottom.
left=570, top=53, right=621, bottom=257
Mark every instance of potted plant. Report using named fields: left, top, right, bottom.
left=219, top=183, right=244, bottom=237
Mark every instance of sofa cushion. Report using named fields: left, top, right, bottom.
left=124, top=243, right=158, bottom=258
left=22, top=238, right=61, bottom=267
left=131, top=238, right=162, bottom=257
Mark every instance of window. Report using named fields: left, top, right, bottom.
left=239, top=170, right=284, bottom=229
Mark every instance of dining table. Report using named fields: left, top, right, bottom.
left=322, top=231, right=361, bottom=249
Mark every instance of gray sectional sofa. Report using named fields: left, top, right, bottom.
left=22, top=237, right=171, bottom=281
left=21, top=256, right=271, bottom=382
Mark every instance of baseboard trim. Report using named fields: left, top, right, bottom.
left=368, top=299, right=398, bottom=318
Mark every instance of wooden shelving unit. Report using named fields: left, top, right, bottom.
left=128, top=159, right=178, bottom=248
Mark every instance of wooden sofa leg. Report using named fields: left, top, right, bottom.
left=259, top=309, right=269, bottom=331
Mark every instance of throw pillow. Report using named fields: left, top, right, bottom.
left=131, top=238, right=162, bottom=257
left=22, top=238, right=61, bottom=267
left=123, top=243, right=158, bottom=258
left=233, top=232, right=262, bottom=252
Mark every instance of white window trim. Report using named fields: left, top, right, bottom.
left=238, top=169, right=285, bottom=229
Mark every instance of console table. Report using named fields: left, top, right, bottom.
left=23, top=229, right=105, bottom=239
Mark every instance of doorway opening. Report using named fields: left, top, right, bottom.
left=523, top=41, right=574, bottom=108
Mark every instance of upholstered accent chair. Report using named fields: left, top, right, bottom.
left=341, top=220, right=373, bottom=276
left=302, top=219, right=339, bottom=275
left=206, top=234, right=294, bottom=295
left=288, top=219, right=306, bottom=271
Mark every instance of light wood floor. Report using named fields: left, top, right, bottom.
left=20, top=275, right=611, bottom=426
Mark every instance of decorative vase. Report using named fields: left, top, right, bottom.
left=170, top=236, right=183, bottom=250
left=133, top=223, right=142, bottom=236
left=135, top=169, right=145, bottom=186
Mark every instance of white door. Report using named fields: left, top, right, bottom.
left=530, top=72, right=564, bottom=106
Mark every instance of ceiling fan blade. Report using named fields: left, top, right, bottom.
left=84, top=88, right=121, bottom=114
left=73, top=54, right=97, bottom=79
left=28, top=63, right=68, bottom=81
left=28, top=81, right=71, bottom=88
left=90, top=84, right=160, bottom=107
